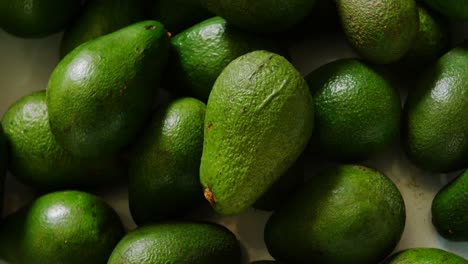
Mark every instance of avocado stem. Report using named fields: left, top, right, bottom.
left=204, top=187, right=216, bottom=207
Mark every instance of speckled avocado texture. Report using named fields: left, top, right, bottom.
left=200, top=50, right=314, bottom=215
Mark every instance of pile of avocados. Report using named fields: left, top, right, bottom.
left=0, top=0, right=468, bottom=263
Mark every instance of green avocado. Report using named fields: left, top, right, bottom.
left=403, top=43, right=468, bottom=172
left=60, top=0, right=146, bottom=57
left=0, top=0, right=81, bottom=38
left=432, top=169, right=468, bottom=241
left=107, top=222, right=241, bottom=264
left=151, top=0, right=212, bottom=34
left=170, top=16, right=284, bottom=101
left=129, top=97, right=206, bottom=225
left=200, top=50, right=314, bottom=215
left=264, top=165, right=406, bottom=263
left=200, top=0, right=317, bottom=33
left=1, top=90, right=125, bottom=189
left=47, top=20, right=169, bottom=159
left=424, top=0, right=468, bottom=20
left=0, top=190, right=124, bottom=264
left=305, top=59, right=401, bottom=161
left=337, top=0, right=419, bottom=64
left=383, top=248, right=468, bottom=263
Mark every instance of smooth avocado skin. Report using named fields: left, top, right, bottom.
left=337, top=0, right=419, bottom=64
left=264, top=165, right=406, bottom=264
left=2, top=90, right=122, bottom=189
left=151, top=0, right=212, bottom=34
left=432, top=169, right=468, bottom=241
left=47, top=21, right=169, bottom=159
left=60, top=0, right=146, bottom=57
left=305, top=59, right=401, bottom=161
left=403, top=43, right=468, bottom=172
left=200, top=0, right=317, bottom=33
left=424, top=0, right=468, bottom=20
left=200, top=50, right=314, bottom=215
left=171, top=16, right=284, bottom=101
left=0, top=0, right=81, bottom=38
left=0, top=191, right=124, bottom=264
left=383, top=248, right=468, bottom=263
left=129, top=97, right=206, bottom=225
left=107, top=222, right=241, bottom=264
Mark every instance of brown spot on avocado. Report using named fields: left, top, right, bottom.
left=207, top=124, right=213, bottom=130
left=204, top=187, right=216, bottom=206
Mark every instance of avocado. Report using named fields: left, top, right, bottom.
left=1, top=90, right=124, bottom=189
left=424, top=0, right=468, bottom=20
left=264, top=165, right=406, bottom=264
left=151, top=0, right=212, bottom=34
left=0, top=0, right=81, bottom=38
left=60, top=0, right=146, bottom=57
left=47, top=20, right=170, bottom=159
left=200, top=0, right=317, bottom=33
left=403, top=43, right=468, bottom=172
left=432, top=169, right=468, bottom=241
left=0, top=190, right=124, bottom=264
left=200, top=50, right=314, bottom=215
left=170, top=16, right=285, bottom=101
left=337, top=0, right=419, bottom=64
left=129, top=97, right=206, bottom=225
left=383, top=248, right=468, bottom=263
left=107, top=222, right=241, bottom=264
left=305, top=59, right=401, bottom=161
left=253, top=155, right=304, bottom=211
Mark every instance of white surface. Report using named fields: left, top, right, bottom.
left=1, top=24, right=468, bottom=263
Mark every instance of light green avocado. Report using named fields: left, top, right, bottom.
left=200, top=50, right=314, bottom=215
left=337, top=0, right=419, bottom=64
left=383, top=248, right=467, bottom=263
left=47, top=21, right=170, bottom=159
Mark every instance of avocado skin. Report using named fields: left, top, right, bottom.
left=200, top=50, right=314, bottom=215
left=2, top=90, right=125, bottom=189
left=403, top=43, right=468, bottom=172
left=0, top=0, right=81, bottom=38
left=305, top=59, right=401, bottom=161
left=60, top=0, right=146, bottom=57
left=129, top=97, right=206, bottom=225
left=0, top=191, right=124, bottom=264
left=200, top=0, right=317, bottom=33
left=47, top=21, right=169, bottom=159
left=151, top=0, right=212, bottom=34
left=264, top=165, right=405, bottom=264
left=107, top=222, right=241, bottom=264
left=432, top=169, right=468, bottom=241
left=170, top=16, right=284, bottom=101
left=337, top=0, right=419, bottom=64
left=424, top=0, right=468, bottom=20
left=383, top=248, right=468, bottom=263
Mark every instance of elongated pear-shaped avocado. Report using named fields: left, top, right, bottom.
left=200, top=50, right=314, bottom=215
left=47, top=21, right=169, bottom=159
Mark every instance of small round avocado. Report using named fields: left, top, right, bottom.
left=383, top=248, right=467, bottom=263
left=170, top=16, right=284, bottom=101
left=264, top=165, right=406, bottom=263
left=200, top=0, right=317, bottom=33
left=424, top=0, right=468, bottom=20
left=107, top=222, right=241, bottom=264
left=337, top=0, right=419, bottom=64
left=1, top=90, right=121, bottom=189
left=0, top=190, right=125, bottom=264
left=129, top=97, right=206, bottom=225
left=305, top=59, right=401, bottom=161
left=0, top=0, right=81, bottom=38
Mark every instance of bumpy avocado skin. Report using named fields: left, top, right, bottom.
left=383, top=248, right=468, bottom=263
left=337, top=0, right=419, bottom=64
left=129, top=97, right=206, bottom=225
left=403, top=43, right=468, bottom=172
left=47, top=21, right=170, bottom=159
left=200, top=50, right=314, bottom=215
